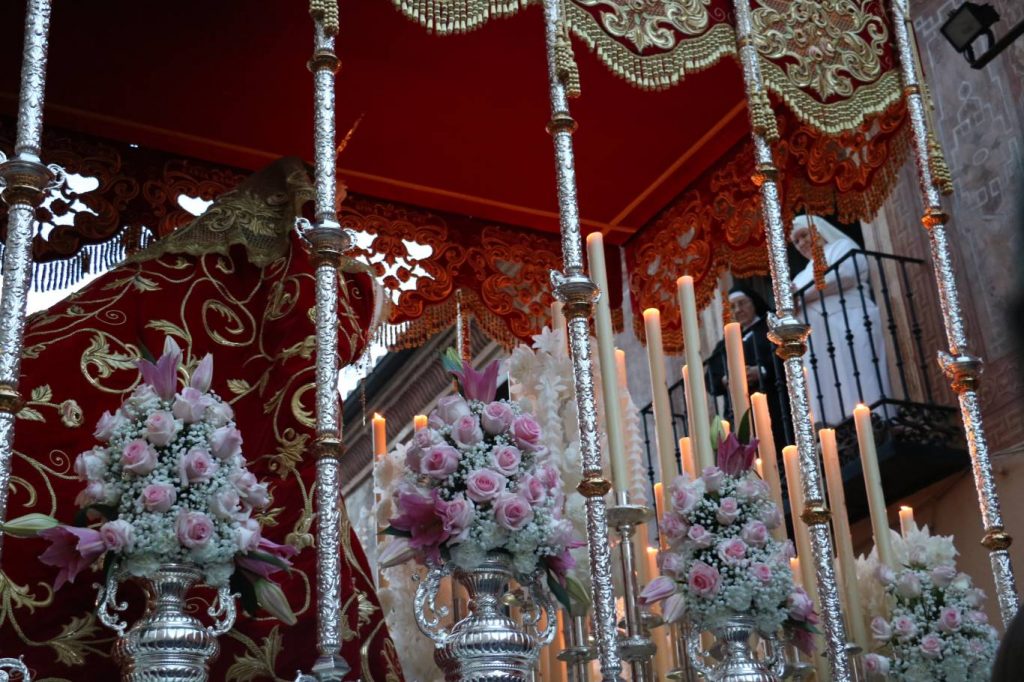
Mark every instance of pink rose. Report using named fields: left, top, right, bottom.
left=687, top=561, right=721, bottom=599
left=172, top=387, right=211, bottom=423
left=701, top=466, right=724, bottom=492
left=931, top=564, right=957, bottom=588
left=870, top=616, right=892, bottom=642
left=518, top=474, right=546, bottom=505
left=716, top=538, right=747, bottom=565
left=876, top=564, right=895, bottom=585
left=967, top=610, right=988, bottom=625
left=660, top=514, right=689, bottom=546
left=230, top=470, right=271, bottom=508
left=138, top=483, right=177, bottom=513
left=491, top=445, right=522, bottom=476
left=76, top=480, right=116, bottom=508
left=740, top=520, right=768, bottom=546
left=535, top=464, right=561, bottom=489
left=965, top=587, right=986, bottom=609
left=436, top=395, right=471, bottom=424
left=895, top=571, right=922, bottom=599
left=420, top=445, right=461, bottom=479
left=892, top=615, right=917, bottom=640
left=481, top=401, right=515, bottom=435
left=493, top=492, right=534, bottom=530
left=122, top=439, right=158, bottom=476
left=735, top=477, right=767, bottom=501
left=511, top=414, right=542, bottom=452
left=99, top=520, right=135, bottom=552
left=179, top=448, right=218, bottom=486
left=686, top=524, right=713, bottom=549
left=206, top=400, right=233, bottom=427
left=919, top=633, right=942, bottom=659
left=175, top=511, right=214, bottom=548
left=144, top=410, right=180, bottom=447
left=639, top=575, right=676, bottom=605
left=436, top=494, right=475, bottom=543
left=938, top=606, right=962, bottom=633
left=670, top=482, right=702, bottom=515
left=452, top=414, right=484, bottom=447
left=427, top=412, right=445, bottom=430
left=659, top=552, right=685, bottom=577
left=716, top=497, right=740, bottom=525
left=750, top=562, right=773, bottom=584
left=93, top=410, right=125, bottom=441
left=407, top=428, right=443, bottom=468
left=234, top=517, right=262, bottom=552
left=74, top=447, right=109, bottom=481
left=863, top=654, right=890, bottom=676
left=761, top=505, right=783, bottom=530
left=466, top=469, right=506, bottom=503
left=209, top=488, right=243, bottom=520
left=210, top=425, right=243, bottom=460
left=787, top=587, right=814, bottom=620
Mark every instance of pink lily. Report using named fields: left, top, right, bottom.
left=717, top=432, right=759, bottom=476
left=451, top=360, right=500, bottom=403
left=138, top=337, right=182, bottom=400
left=189, top=353, right=214, bottom=393
left=639, top=575, right=676, bottom=605
left=237, top=537, right=299, bottom=579
left=38, top=525, right=106, bottom=589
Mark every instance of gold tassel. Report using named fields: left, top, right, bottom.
left=555, top=4, right=581, bottom=98
left=928, top=131, right=954, bottom=195
left=811, top=225, right=828, bottom=292
left=748, top=89, right=780, bottom=142
left=721, top=287, right=733, bottom=326
left=310, top=0, right=340, bottom=35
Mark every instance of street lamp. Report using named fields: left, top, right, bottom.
left=940, top=2, right=1024, bottom=69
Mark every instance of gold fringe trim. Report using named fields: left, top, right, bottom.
left=748, top=89, right=780, bottom=142
left=388, top=0, right=529, bottom=35
left=310, top=0, right=340, bottom=35
left=555, top=3, right=582, bottom=98
left=810, top=225, right=827, bottom=292
left=928, top=131, right=954, bottom=196
left=720, top=286, right=733, bottom=326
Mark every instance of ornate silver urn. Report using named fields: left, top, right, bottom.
left=416, top=551, right=555, bottom=681
left=96, top=562, right=236, bottom=681
left=685, top=616, right=785, bottom=682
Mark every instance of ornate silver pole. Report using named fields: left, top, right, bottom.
left=540, top=0, right=621, bottom=678
left=0, top=0, right=55, bottom=571
left=889, top=0, right=1019, bottom=625
left=296, top=2, right=351, bottom=680
left=729, top=1, right=851, bottom=678
left=608, top=504, right=655, bottom=681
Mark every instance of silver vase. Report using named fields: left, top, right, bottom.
left=415, top=552, right=556, bottom=681
left=96, top=562, right=236, bottom=681
left=685, top=616, right=784, bottom=682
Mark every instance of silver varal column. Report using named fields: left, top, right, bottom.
left=540, top=0, right=622, bottom=679
left=890, top=0, right=1019, bottom=625
left=730, top=0, right=852, bottom=679
left=0, top=0, right=56, bottom=567
left=296, top=5, right=352, bottom=680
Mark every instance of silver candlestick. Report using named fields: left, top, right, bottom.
left=557, top=613, right=596, bottom=682
left=608, top=502, right=656, bottom=682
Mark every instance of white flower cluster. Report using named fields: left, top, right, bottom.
left=74, top=370, right=267, bottom=587
left=390, top=394, right=579, bottom=579
left=858, top=527, right=998, bottom=681
left=655, top=467, right=808, bottom=635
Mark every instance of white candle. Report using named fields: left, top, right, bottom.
left=653, top=483, right=667, bottom=528
left=751, top=393, right=786, bottom=542
left=720, top=419, right=730, bottom=438
left=782, top=446, right=819, bottom=605
left=679, top=437, right=695, bottom=479
left=899, top=506, right=916, bottom=538
left=790, top=557, right=802, bottom=586
left=723, top=321, right=751, bottom=423
left=853, top=404, right=894, bottom=567
left=682, top=364, right=697, bottom=451
left=372, top=413, right=387, bottom=459
left=587, top=232, right=629, bottom=498
left=413, top=414, right=427, bottom=432
left=676, top=276, right=713, bottom=471
left=755, top=457, right=764, bottom=478
left=821, top=427, right=869, bottom=649
left=632, top=530, right=650, bottom=588
left=643, top=309, right=679, bottom=486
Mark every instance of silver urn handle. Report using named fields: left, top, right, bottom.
left=0, top=657, right=30, bottom=681
left=686, top=625, right=717, bottom=680
left=206, top=585, right=238, bottom=637
left=414, top=562, right=451, bottom=645
left=521, top=573, right=557, bottom=647
left=765, top=631, right=786, bottom=679
left=95, top=565, right=128, bottom=637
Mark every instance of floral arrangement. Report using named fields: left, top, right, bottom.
left=2, top=338, right=296, bottom=622
left=640, top=420, right=818, bottom=651
left=857, top=525, right=998, bottom=681
left=380, top=349, right=583, bottom=603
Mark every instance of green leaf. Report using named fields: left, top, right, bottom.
left=546, top=570, right=572, bottom=612
left=710, top=414, right=724, bottom=452
left=737, top=407, right=752, bottom=444
left=381, top=526, right=411, bottom=538
left=227, top=379, right=251, bottom=395
left=30, top=384, right=52, bottom=403
left=232, top=570, right=260, bottom=616
left=16, top=406, right=45, bottom=422
left=73, top=504, right=118, bottom=527
left=440, top=347, right=463, bottom=375
left=565, top=575, right=592, bottom=616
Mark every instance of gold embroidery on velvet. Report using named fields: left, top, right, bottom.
left=225, top=626, right=288, bottom=682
